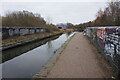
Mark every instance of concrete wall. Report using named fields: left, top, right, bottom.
left=85, top=27, right=120, bottom=76
left=2, top=27, right=47, bottom=39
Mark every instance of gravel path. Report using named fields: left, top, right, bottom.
left=47, top=32, right=113, bottom=78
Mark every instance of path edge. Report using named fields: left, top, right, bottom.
left=32, top=33, right=76, bottom=79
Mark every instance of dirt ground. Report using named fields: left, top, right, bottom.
left=47, top=32, right=113, bottom=78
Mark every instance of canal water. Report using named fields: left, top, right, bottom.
left=2, top=32, right=76, bottom=78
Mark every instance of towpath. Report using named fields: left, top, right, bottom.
left=47, top=32, right=113, bottom=78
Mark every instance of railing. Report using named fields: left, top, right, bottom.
left=85, top=27, right=120, bottom=78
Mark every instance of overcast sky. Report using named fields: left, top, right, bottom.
left=0, top=0, right=108, bottom=25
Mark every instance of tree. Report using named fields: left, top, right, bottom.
left=75, top=0, right=120, bottom=28
left=2, top=10, right=47, bottom=27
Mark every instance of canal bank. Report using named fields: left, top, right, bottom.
left=2, top=29, right=74, bottom=50
left=2, top=32, right=76, bottom=78
left=2, top=35, right=60, bottom=63
left=2, top=32, right=62, bottom=50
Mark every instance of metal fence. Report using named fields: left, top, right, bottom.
left=85, top=27, right=120, bottom=78
left=2, top=27, right=47, bottom=39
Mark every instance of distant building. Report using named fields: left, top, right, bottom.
left=56, top=23, right=67, bottom=29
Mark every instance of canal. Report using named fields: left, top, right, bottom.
left=2, top=32, right=76, bottom=78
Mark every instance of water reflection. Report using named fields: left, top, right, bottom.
left=66, top=32, right=72, bottom=38
left=2, top=35, right=60, bottom=63
left=2, top=32, right=75, bottom=78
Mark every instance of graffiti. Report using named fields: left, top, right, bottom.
left=2, top=27, right=47, bottom=39
left=36, top=29, right=40, bottom=33
left=9, top=29, right=14, bottom=36
left=85, top=26, right=120, bottom=73
left=97, top=28, right=105, bottom=41
left=104, top=43, right=115, bottom=58
left=41, top=29, right=44, bottom=32
left=20, top=29, right=29, bottom=36
left=14, top=28, right=19, bottom=35
left=29, top=29, right=35, bottom=34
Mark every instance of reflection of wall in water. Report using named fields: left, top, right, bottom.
left=66, top=32, right=72, bottom=37
left=46, top=41, right=53, bottom=54
left=2, top=35, right=60, bottom=63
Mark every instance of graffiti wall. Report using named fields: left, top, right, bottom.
left=85, top=27, right=120, bottom=74
left=2, top=27, right=47, bottom=39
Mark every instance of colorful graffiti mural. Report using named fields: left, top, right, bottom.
left=97, top=28, right=106, bottom=41
left=85, top=27, right=120, bottom=78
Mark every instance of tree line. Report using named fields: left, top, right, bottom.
left=2, top=1, right=120, bottom=30
left=2, top=10, right=56, bottom=28
left=75, top=1, right=120, bottom=30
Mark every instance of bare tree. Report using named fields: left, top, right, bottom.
left=46, top=16, right=52, bottom=25
left=2, top=10, right=47, bottom=27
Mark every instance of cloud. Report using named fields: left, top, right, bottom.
left=1, top=0, right=107, bottom=2
left=1, top=2, right=106, bottom=24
